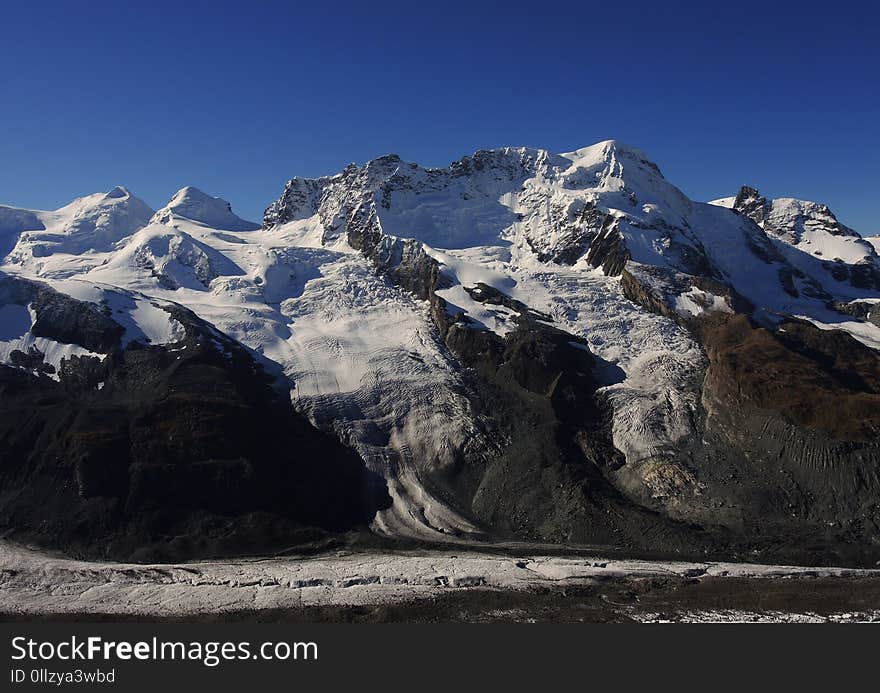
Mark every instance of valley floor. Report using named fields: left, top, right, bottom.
left=2, top=541, right=879, bottom=623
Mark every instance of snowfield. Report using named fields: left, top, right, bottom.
left=1, top=540, right=878, bottom=621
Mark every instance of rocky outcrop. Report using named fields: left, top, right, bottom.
left=0, top=273, right=124, bottom=351
left=585, top=221, right=630, bottom=275
left=129, top=229, right=243, bottom=290
left=620, top=263, right=745, bottom=327
left=834, top=300, right=880, bottom=327
left=733, top=185, right=860, bottom=239
left=825, top=259, right=880, bottom=292
left=731, top=186, right=771, bottom=226
left=524, top=200, right=613, bottom=265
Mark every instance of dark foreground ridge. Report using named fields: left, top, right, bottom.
left=0, top=273, right=391, bottom=562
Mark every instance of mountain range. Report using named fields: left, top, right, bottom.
left=1, top=140, right=879, bottom=566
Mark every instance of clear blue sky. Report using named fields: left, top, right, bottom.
left=1, top=0, right=878, bottom=232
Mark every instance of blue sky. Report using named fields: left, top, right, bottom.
left=1, top=1, right=878, bottom=232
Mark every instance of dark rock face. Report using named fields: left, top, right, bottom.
left=620, top=263, right=751, bottom=328
left=525, top=200, right=613, bottom=265
left=732, top=186, right=771, bottom=226
left=9, top=346, right=55, bottom=374
left=585, top=222, right=630, bottom=276
left=434, top=299, right=715, bottom=554
left=0, top=274, right=124, bottom=352
left=701, top=316, right=880, bottom=441
left=684, top=315, right=880, bottom=563
left=835, top=300, right=880, bottom=327
left=262, top=178, right=326, bottom=228
left=585, top=216, right=720, bottom=280
left=0, top=278, right=390, bottom=562
left=827, top=260, right=880, bottom=292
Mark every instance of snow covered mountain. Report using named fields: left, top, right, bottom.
left=1, top=187, right=154, bottom=275
left=709, top=185, right=880, bottom=337
left=151, top=186, right=261, bottom=231
left=1, top=141, right=879, bottom=566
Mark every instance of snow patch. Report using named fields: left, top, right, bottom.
left=673, top=287, right=734, bottom=317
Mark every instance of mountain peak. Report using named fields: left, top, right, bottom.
left=104, top=185, right=131, bottom=200
left=734, top=184, right=764, bottom=205
left=565, top=139, right=656, bottom=164
left=0, top=186, right=154, bottom=260
left=152, top=187, right=259, bottom=231
left=717, top=186, right=862, bottom=241
left=169, top=185, right=213, bottom=204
